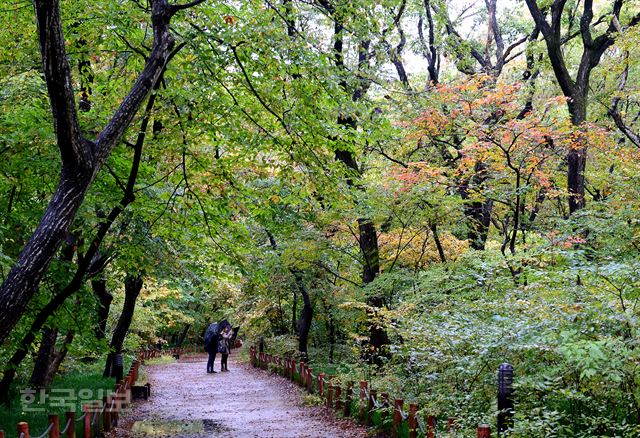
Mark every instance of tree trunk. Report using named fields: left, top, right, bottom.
left=0, top=0, right=198, bottom=345
left=567, top=97, right=587, bottom=213
left=92, top=279, right=113, bottom=340
left=44, top=331, right=74, bottom=386
left=29, top=328, right=59, bottom=388
left=0, top=171, right=92, bottom=343
left=104, top=274, right=143, bottom=378
left=293, top=271, right=313, bottom=362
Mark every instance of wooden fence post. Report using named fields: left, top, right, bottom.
left=427, top=415, right=436, bottom=438
left=334, top=386, right=342, bottom=412
left=0, top=430, right=4, bottom=438
left=82, top=404, right=91, bottom=438
left=299, top=362, right=305, bottom=386
left=392, top=399, right=403, bottom=438
left=103, top=396, right=111, bottom=432
left=359, top=380, right=367, bottom=423
left=318, top=373, right=325, bottom=397
left=307, top=367, right=313, bottom=393
left=408, top=403, right=418, bottom=438
left=327, top=380, right=334, bottom=409
left=478, top=424, right=491, bottom=438
left=16, top=422, right=29, bottom=438
left=290, top=360, right=296, bottom=382
left=64, top=411, right=75, bottom=438
left=367, top=389, right=377, bottom=426
left=344, top=381, right=353, bottom=417
left=48, top=414, right=59, bottom=438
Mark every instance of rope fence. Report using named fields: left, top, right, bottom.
left=249, top=345, right=494, bottom=438
left=2, top=358, right=144, bottom=438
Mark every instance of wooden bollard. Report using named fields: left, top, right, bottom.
left=82, top=404, right=91, bottom=438
left=359, top=381, right=367, bottom=422
left=64, top=411, right=76, bottom=438
left=299, top=362, right=305, bottom=386
left=344, top=381, right=353, bottom=417
left=408, top=404, right=418, bottom=438
left=16, top=422, right=29, bottom=438
left=103, top=396, right=111, bottom=432
left=327, top=380, right=334, bottom=409
left=334, top=386, right=342, bottom=412
left=427, top=415, right=437, bottom=438
left=392, top=399, right=403, bottom=438
left=367, top=389, right=377, bottom=426
left=307, top=367, right=313, bottom=393
left=478, top=424, right=491, bottom=438
left=48, top=414, right=60, bottom=438
left=290, top=360, right=296, bottom=382
left=318, top=373, right=325, bottom=397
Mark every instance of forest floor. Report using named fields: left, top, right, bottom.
left=111, top=354, right=368, bottom=437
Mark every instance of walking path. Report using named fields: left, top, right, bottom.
left=115, top=354, right=367, bottom=437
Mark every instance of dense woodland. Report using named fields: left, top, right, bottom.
left=1, top=0, right=640, bottom=435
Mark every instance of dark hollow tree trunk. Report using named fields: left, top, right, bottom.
left=104, top=274, right=143, bottom=378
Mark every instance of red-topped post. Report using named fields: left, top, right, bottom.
left=427, top=415, right=437, bottom=438
left=478, top=424, right=491, bottom=438
left=64, top=411, right=76, bottom=438
left=318, top=373, right=325, bottom=397
left=392, top=399, right=403, bottom=438
left=16, top=422, right=29, bottom=438
left=47, top=414, right=59, bottom=438
left=408, top=403, right=418, bottom=438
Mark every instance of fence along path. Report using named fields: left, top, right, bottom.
left=1, top=359, right=141, bottom=438
left=250, top=346, right=495, bottom=438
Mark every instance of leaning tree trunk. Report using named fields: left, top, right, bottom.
left=104, top=274, right=143, bottom=378
left=0, top=0, right=203, bottom=345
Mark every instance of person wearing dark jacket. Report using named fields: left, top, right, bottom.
left=204, top=322, right=220, bottom=373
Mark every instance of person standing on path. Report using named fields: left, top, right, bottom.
left=204, top=321, right=220, bottom=373
left=219, top=322, right=233, bottom=372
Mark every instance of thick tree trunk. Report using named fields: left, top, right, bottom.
left=29, top=328, right=59, bottom=388
left=104, top=274, right=143, bottom=378
left=92, top=279, right=113, bottom=340
left=0, top=171, right=92, bottom=342
left=0, top=0, right=195, bottom=345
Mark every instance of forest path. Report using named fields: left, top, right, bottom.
left=116, top=354, right=367, bottom=437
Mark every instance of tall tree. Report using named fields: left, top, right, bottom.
left=524, top=0, right=640, bottom=213
left=0, top=0, right=206, bottom=344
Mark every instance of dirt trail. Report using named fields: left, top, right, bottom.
left=117, top=354, right=367, bottom=437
